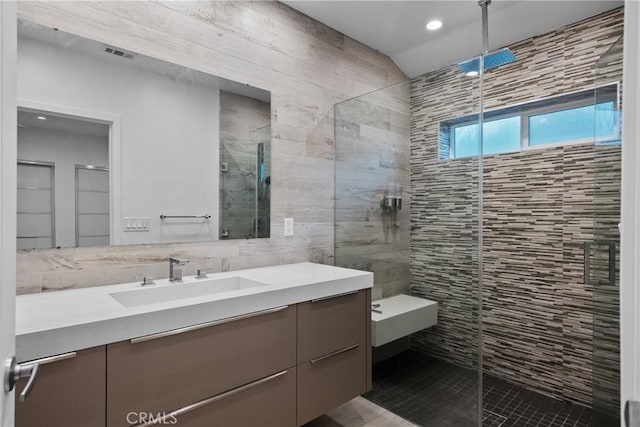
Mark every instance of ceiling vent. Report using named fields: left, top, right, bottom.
left=104, top=47, right=134, bottom=59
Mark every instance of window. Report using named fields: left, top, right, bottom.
left=527, top=102, right=616, bottom=147
left=452, top=116, right=521, bottom=158
left=441, top=84, right=620, bottom=160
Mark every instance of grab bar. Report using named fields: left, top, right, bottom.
left=160, top=215, right=211, bottom=220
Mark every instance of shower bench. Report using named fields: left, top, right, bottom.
left=371, top=294, right=437, bottom=358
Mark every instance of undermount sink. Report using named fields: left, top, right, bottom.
left=109, top=276, right=268, bottom=308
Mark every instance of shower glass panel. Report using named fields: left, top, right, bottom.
left=592, top=35, right=622, bottom=425
left=334, top=81, right=411, bottom=301
left=333, top=60, right=482, bottom=424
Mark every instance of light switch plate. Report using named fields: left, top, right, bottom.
left=284, top=218, right=294, bottom=237
left=124, top=217, right=150, bottom=232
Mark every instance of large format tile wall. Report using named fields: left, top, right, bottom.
left=334, top=82, right=411, bottom=301
left=410, top=7, right=622, bottom=410
left=15, top=1, right=405, bottom=294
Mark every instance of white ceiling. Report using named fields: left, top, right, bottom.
left=282, top=0, right=624, bottom=78
left=18, top=109, right=111, bottom=138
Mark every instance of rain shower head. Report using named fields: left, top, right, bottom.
left=457, top=48, right=516, bottom=74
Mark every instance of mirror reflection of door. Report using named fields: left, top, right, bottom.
left=75, top=165, right=110, bottom=247
left=17, top=108, right=110, bottom=249
left=17, top=161, right=55, bottom=250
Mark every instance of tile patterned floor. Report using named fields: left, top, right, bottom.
left=363, top=350, right=619, bottom=427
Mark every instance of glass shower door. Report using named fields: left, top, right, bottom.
left=591, top=36, right=622, bottom=425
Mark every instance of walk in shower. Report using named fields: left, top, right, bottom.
left=325, top=2, right=623, bottom=426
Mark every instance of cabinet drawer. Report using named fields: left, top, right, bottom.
left=297, top=290, right=367, bottom=362
left=107, top=305, right=296, bottom=427
left=297, top=342, right=366, bottom=425
left=16, top=346, right=106, bottom=427
left=151, top=368, right=297, bottom=427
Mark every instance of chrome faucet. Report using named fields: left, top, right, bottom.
left=195, top=269, right=214, bottom=279
left=169, top=257, right=189, bottom=282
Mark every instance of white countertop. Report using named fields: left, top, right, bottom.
left=16, top=262, right=373, bottom=362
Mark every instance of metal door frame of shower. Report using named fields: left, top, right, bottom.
left=621, top=1, right=640, bottom=426
left=477, top=0, right=489, bottom=424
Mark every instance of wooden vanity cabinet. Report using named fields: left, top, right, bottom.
left=15, top=346, right=106, bottom=427
left=106, top=305, right=296, bottom=427
left=297, top=290, right=368, bottom=362
left=298, top=343, right=367, bottom=425
left=169, top=368, right=297, bottom=427
left=15, top=289, right=371, bottom=427
left=296, top=289, right=372, bottom=425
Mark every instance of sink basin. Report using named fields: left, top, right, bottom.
left=109, top=276, right=268, bottom=308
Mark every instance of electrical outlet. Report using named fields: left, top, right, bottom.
left=124, top=217, right=150, bottom=232
left=284, top=218, right=294, bottom=237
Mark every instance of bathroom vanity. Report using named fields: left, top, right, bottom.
left=14, top=263, right=373, bottom=427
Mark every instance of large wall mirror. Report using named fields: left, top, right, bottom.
left=16, top=20, right=271, bottom=250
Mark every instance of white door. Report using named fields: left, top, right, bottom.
left=621, top=1, right=640, bottom=426
left=17, top=162, right=55, bottom=250
left=75, top=165, right=110, bottom=247
left=0, top=2, right=17, bottom=426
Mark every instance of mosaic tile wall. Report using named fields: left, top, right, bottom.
left=409, top=7, right=623, bottom=410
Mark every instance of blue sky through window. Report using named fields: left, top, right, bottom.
left=452, top=116, right=521, bottom=158
left=528, top=102, right=616, bottom=146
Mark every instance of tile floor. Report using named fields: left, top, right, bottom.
left=363, top=350, right=619, bottom=427
left=304, top=396, right=418, bottom=427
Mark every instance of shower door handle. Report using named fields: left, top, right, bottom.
left=583, top=240, right=616, bottom=286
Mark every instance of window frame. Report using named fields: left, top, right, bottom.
left=444, top=82, right=620, bottom=160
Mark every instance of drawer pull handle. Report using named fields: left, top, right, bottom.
left=131, top=305, right=289, bottom=344
left=21, top=352, right=77, bottom=367
left=310, top=344, right=359, bottom=364
left=311, top=290, right=358, bottom=303
left=134, top=370, right=289, bottom=427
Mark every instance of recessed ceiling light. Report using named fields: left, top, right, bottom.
left=466, top=71, right=479, bottom=77
left=36, top=116, right=47, bottom=120
left=426, top=20, right=443, bottom=31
